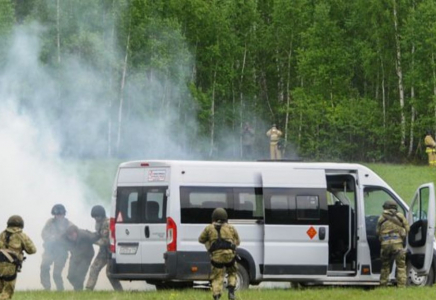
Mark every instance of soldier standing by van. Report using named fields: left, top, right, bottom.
left=376, top=201, right=410, bottom=287
left=266, top=124, right=283, bottom=160
left=65, top=225, right=99, bottom=291
left=0, top=215, right=36, bottom=299
left=199, top=208, right=240, bottom=300
left=40, top=204, right=73, bottom=291
left=424, top=130, right=436, bottom=166
left=85, top=205, right=123, bottom=291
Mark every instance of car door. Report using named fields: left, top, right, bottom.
left=114, top=185, right=168, bottom=275
left=262, top=169, right=329, bottom=278
left=139, top=186, right=168, bottom=274
left=407, top=183, right=435, bottom=275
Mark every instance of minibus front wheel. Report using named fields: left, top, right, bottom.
left=407, top=261, right=434, bottom=287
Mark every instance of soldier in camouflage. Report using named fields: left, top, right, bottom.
left=85, top=205, right=122, bottom=291
left=40, top=204, right=73, bottom=291
left=199, top=208, right=240, bottom=300
left=0, top=215, right=36, bottom=299
left=376, top=200, right=410, bottom=287
left=64, top=225, right=99, bottom=290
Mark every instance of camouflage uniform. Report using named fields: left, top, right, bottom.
left=65, top=225, right=99, bottom=291
left=40, top=216, right=73, bottom=290
left=424, top=132, right=436, bottom=166
left=266, top=124, right=282, bottom=160
left=199, top=209, right=240, bottom=300
left=0, top=216, right=36, bottom=300
left=85, top=218, right=122, bottom=291
left=376, top=205, right=410, bottom=287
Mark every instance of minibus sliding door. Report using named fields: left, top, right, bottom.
left=262, top=169, right=329, bottom=278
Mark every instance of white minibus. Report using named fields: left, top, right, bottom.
left=107, top=160, right=435, bottom=289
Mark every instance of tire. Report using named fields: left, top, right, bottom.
left=223, top=261, right=250, bottom=291
left=235, top=262, right=250, bottom=290
left=407, top=261, right=435, bottom=286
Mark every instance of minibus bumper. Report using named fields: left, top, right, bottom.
left=106, top=258, right=170, bottom=280
left=164, top=251, right=210, bottom=280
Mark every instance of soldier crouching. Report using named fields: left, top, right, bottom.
left=0, top=215, right=36, bottom=299
left=199, top=208, right=241, bottom=300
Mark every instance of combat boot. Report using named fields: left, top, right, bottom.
left=228, top=286, right=235, bottom=300
left=213, top=294, right=221, bottom=300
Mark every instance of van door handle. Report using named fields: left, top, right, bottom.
left=319, top=227, right=326, bottom=240
left=145, top=226, right=150, bottom=238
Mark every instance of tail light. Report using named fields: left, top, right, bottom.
left=109, top=217, right=116, bottom=253
left=166, top=217, right=177, bottom=252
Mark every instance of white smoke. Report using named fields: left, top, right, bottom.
left=0, top=23, right=160, bottom=291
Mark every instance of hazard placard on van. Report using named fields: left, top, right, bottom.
left=148, top=169, right=167, bottom=181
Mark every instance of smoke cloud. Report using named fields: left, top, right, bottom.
left=0, top=1, right=297, bottom=292
left=0, top=18, right=190, bottom=290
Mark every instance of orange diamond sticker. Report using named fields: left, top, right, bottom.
left=307, top=226, right=317, bottom=239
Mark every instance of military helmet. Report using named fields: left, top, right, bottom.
left=7, top=215, right=24, bottom=228
left=51, top=204, right=66, bottom=215
left=383, top=200, right=398, bottom=210
left=91, top=205, right=106, bottom=218
left=212, top=208, right=228, bottom=222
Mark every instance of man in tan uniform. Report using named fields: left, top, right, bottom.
left=0, top=215, right=36, bottom=299
left=199, top=208, right=240, bottom=300
left=424, top=130, right=436, bottom=166
left=376, top=201, right=409, bottom=287
left=266, top=124, right=283, bottom=159
left=85, top=205, right=122, bottom=291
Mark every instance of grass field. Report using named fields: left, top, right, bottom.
left=366, top=163, right=436, bottom=204
left=13, top=286, right=436, bottom=300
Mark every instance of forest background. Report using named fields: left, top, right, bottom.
left=2, top=0, right=436, bottom=163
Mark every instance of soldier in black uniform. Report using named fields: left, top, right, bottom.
left=65, top=225, right=99, bottom=291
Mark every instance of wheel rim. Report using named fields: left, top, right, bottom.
left=224, top=269, right=243, bottom=290
left=235, top=271, right=243, bottom=290
left=408, top=267, right=428, bottom=286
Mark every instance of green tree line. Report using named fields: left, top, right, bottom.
left=3, top=0, right=436, bottom=162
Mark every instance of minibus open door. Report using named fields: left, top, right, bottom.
left=406, top=183, right=435, bottom=276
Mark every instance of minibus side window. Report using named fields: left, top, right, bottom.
left=363, top=187, right=405, bottom=217
left=233, top=188, right=263, bottom=219
left=180, top=187, right=232, bottom=223
left=264, top=188, right=328, bottom=225
left=296, top=195, right=320, bottom=220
